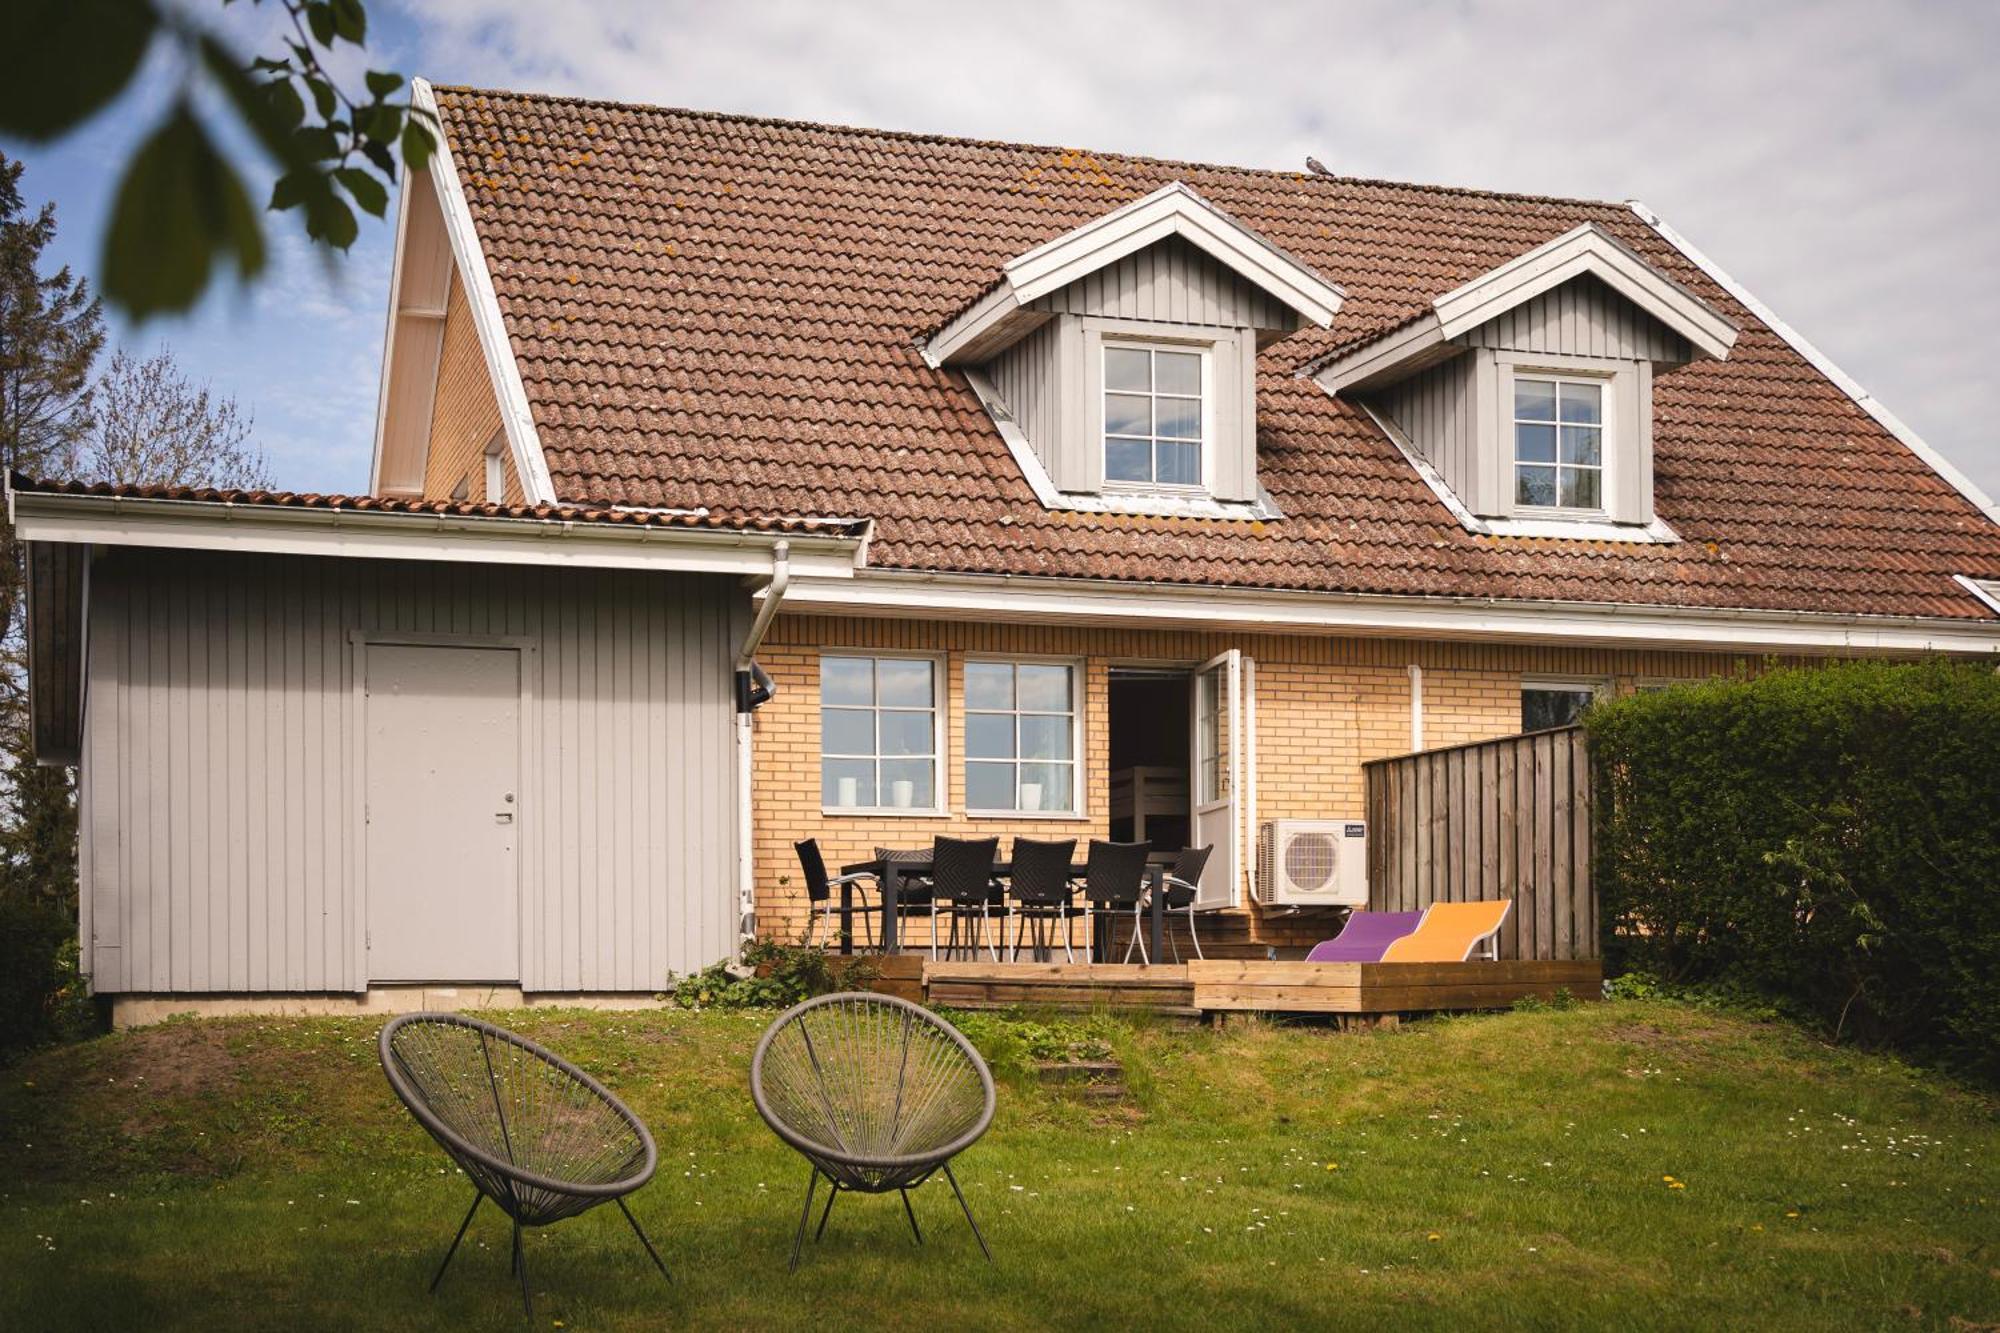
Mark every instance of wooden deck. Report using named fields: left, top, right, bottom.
left=860, top=956, right=1601, bottom=1018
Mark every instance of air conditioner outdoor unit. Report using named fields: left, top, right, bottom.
left=1254, top=819, right=1367, bottom=907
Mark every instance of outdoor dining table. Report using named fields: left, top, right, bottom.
left=837, top=856, right=1168, bottom=962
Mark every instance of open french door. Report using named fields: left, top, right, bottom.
left=1190, top=649, right=1249, bottom=910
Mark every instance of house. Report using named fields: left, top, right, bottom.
left=15, top=82, right=2000, bottom=1020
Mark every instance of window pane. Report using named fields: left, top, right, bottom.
left=1516, top=465, right=1557, bottom=507
left=1560, top=467, right=1601, bottom=510
left=966, top=712, right=1015, bottom=759
left=1515, top=422, right=1556, bottom=463
left=1522, top=687, right=1594, bottom=732
left=1019, top=714, right=1071, bottom=760
left=1105, top=346, right=1151, bottom=392
left=1105, top=393, right=1151, bottom=436
left=1019, top=762, right=1071, bottom=813
left=823, top=758, right=876, bottom=808
left=1156, top=396, right=1200, bottom=440
left=1514, top=379, right=1556, bottom=421
left=879, top=710, right=933, bottom=757
left=879, top=759, right=933, bottom=809
left=1157, top=442, right=1200, bottom=486
left=1155, top=351, right=1201, bottom=396
left=877, top=658, right=932, bottom=708
left=965, top=662, right=1013, bottom=710
left=821, top=656, right=873, bottom=705
left=965, top=761, right=1015, bottom=811
left=822, top=707, right=876, bottom=755
left=1018, top=664, right=1072, bottom=711
left=1559, top=381, right=1602, bottom=424
left=1560, top=425, right=1600, bottom=466
left=1106, top=437, right=1152, bottom=482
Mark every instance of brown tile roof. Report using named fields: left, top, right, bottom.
left=430, top=85, right=2000, bottom=621
left=10, top=476, right=868, bottom=538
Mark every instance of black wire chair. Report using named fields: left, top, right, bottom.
left=1078, top=838, right=1154, bottom=962
left=751, top=992, right=997, bottom=1270
left=796, top=838, right=881, bottom=949
left=1007, top=837, right=1079, bottom=962
left=379, top=1012, right=669, bottom=1318
left=930, top=835, right=1004, bottom=961
left=1137, top=844, right=1215, bottom=962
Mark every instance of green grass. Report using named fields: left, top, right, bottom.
left=1, top=1000, right=1995, bottom=1331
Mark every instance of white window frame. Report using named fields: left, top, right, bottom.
left=483, top=431, right=506, bottom=503
left=819, top=651, right=948, bottom=817
left=1100, top=338, right=1215, bottom=497
left=1520, top=676, right=1608, bottom=732
left=962, top=656, right=1087, bottom=820
left=1511, top=372, right=1610, bottom=518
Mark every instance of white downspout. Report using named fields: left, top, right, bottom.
left=1407, top=664, right=1424, bottom=751
left=735, top=542, right=790, bottom=951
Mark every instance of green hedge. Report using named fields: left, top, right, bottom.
left=1587, top=659, right=2000, bottom=1081
left=0, top=895, right=90, bottom=1059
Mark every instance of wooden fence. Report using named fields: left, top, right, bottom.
left=1362, top=726, right=1597, bottom=961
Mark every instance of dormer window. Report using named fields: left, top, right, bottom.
left=1513, top=376, right=1604, bottom=513
left=1104, top=343, right=1205, bottom=489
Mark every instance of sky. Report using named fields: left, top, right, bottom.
left=10, top=0, right=1998, bottom=500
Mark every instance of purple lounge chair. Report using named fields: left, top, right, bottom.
left=1305, top=910, right=1426, bottom=962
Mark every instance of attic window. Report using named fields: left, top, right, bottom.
left=1513, top=376, right=1604, bottom=513
left=1104, top=343, right=1205, bottom=489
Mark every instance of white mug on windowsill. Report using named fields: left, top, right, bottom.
left=1020, top=782, right=1044, bottom=812
left=837, top=776, right=860, bottom=808
left=890, top=779, right=916, bottom=809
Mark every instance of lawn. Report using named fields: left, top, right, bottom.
left=1, top=999, right=1995, bottom=1331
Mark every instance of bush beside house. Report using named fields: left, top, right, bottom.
left=1589, top=659, right=2000, bottom=1080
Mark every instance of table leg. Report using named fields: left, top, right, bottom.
left=840, top=879, right=853, bottom=956
left=882, top=864, right=900, bottom=954
left=1148, top=866, right=1165, bottom=965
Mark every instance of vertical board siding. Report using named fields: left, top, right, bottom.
left=78, top=549, right=745, bottom=995
left=1374, top=353, right=1479, bottom=500
left=1363, top=727, right=1596, bottom=961
left=1030, top=235, right=1299, bottom=332
left=987, top=316, right=1064, bottom=477
left=1454, top=273, right=1692, bottom=363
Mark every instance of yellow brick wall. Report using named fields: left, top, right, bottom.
left=751, top=613, right=1773, bottom=949
left=422, top=279, right=523, bottom=504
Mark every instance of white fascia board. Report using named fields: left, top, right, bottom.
left=922, top=284, right=1022, bottom=368
left=8, top=492, right=862, bottom=580
left=1630, top=200, right=2000, bottom=527
left=1954, top=574, right=2000, bottom=617
left=411, top=79, right=558, bottom=505
left=1432, top=223, right=1738, bottom=359
left=1310, top=317, right=1450, bottom=394
left=781, top=569, right=2000, bottom=656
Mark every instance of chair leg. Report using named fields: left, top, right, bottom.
left=801, top=906, right=817, bottom=949
left=1061, top=906, right=1075, bottom=964
left=512, top=1222, right=532, bottom=1318
left=616, top=1197, right=672, bottom=1284
left=942, top=1162, right=992, bottom=1262
left=1184, top=906, right=1204, bottom=961
left=899, top=1188, right=924, bottom=1246
left=814, top=1180, right=840, bottom=1242
left=789, top=1167, right=820, bottom=1273
left=428, top=1190, right=482, bottom=1293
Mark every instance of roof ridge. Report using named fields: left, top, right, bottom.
left=429, top=82, right=1634, bottom=214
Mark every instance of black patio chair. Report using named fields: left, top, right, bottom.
left=1007, top=837, right=1079, bottom=962
left=875, top=846, right=940, bottom=951
left=379, top=1012, right=669, bottom=1318
left=1079, top=838, right=1153, bottom=962
left=930, top=835, right=1003, bottom=961
left=796, top=838, right=881, bottom=949
left=751, top=992, right=996, bottom=1270
left=1140, top=844, right=1214, bottom=962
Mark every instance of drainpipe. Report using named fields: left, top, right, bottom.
left=734, top=542, right=790, bottom=951
left=1407, top=664, right=1424, bottom=751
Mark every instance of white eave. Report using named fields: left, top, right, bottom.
left=925, top=182, right=1344, bottom=368
left=1311, top=222, right=1740, bottom=395
left=5, top=489, right=864, bottom=580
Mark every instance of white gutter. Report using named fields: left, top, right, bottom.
left=735, top=542, right=791, bottom=949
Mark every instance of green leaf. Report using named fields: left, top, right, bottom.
left=199, top=36, right=316, bottom=176
left=268, top=169, right=317, bottom=213
left=304, top=2, right=336, bottom=47
left=358, top=104, right=401, bottom=143
left=400, top=119, right=436, bottom=172
left=308, top=196, right=358, bottom=249
left=365, top=69, right=404, bottom=99
left=335, top=167, right=388, bottom=218
left=305, top=75, right=337, bottom=120
left=263, top=79, right=306, bottom=132
left=361, top=140, right=397, bottom=179
left=0, top=0, right=157, bottom=140
left=330, top=0, right=367, bottom=44
left=103, top=105, right=266, bottom=319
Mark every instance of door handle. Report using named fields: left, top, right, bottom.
left=495, top=812, right=514, bottom=824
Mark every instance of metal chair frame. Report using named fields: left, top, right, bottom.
left=1007, top=837, right=1080, bottom=963
left=1128, top=845, right=1214, bottom=963
left=795, top=838, right=881, bottom=950
left=929, top=836, right=1004, bottom=962
left=1077, top=839, right=1153, bottom=963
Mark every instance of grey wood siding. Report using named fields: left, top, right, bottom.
left=77, top=549, right=746, bottom=995
left=987, top=316, right=1064, bottom=478
left=1454, top=274, right=1691, bottom=364
left=1373, top=351, right=1482, bottom=506
left=1030, top=235, right=1300, bottom=333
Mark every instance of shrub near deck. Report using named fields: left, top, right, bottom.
left=1588, top=660, right=2000, bottom=1079
left=1, top=1004, right=1996, bottom=1331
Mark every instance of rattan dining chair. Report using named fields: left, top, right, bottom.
left=1079, top=838, right=1153, bottom=963
left=379, top=1013, right=669, bottom=1319
left=1134, top=844, right=1213, bottom=962
left=875, top=846, right=940, bottom=952
left=796, top=839, right=881, bottom=949
left=1007, top=837, right=1079, bottom=962
left=930, top=835, right=1003, bottom=961
left=751, top=992, right=996, bottom=1269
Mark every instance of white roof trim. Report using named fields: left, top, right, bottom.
left=1629, top=200, right=2000, bottom=528
left=1312, top=222, right=1739, bottom=394
left=927, top=182, right=1343, bottom=366
left=411, top=79, right=558, bottom=505
left=1358, top=403, right=1679, bottom=544
left=1955, top=574, right=2000, bottom=617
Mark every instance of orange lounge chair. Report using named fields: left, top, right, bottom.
left=1379, top=900, right=1511, bottom=962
